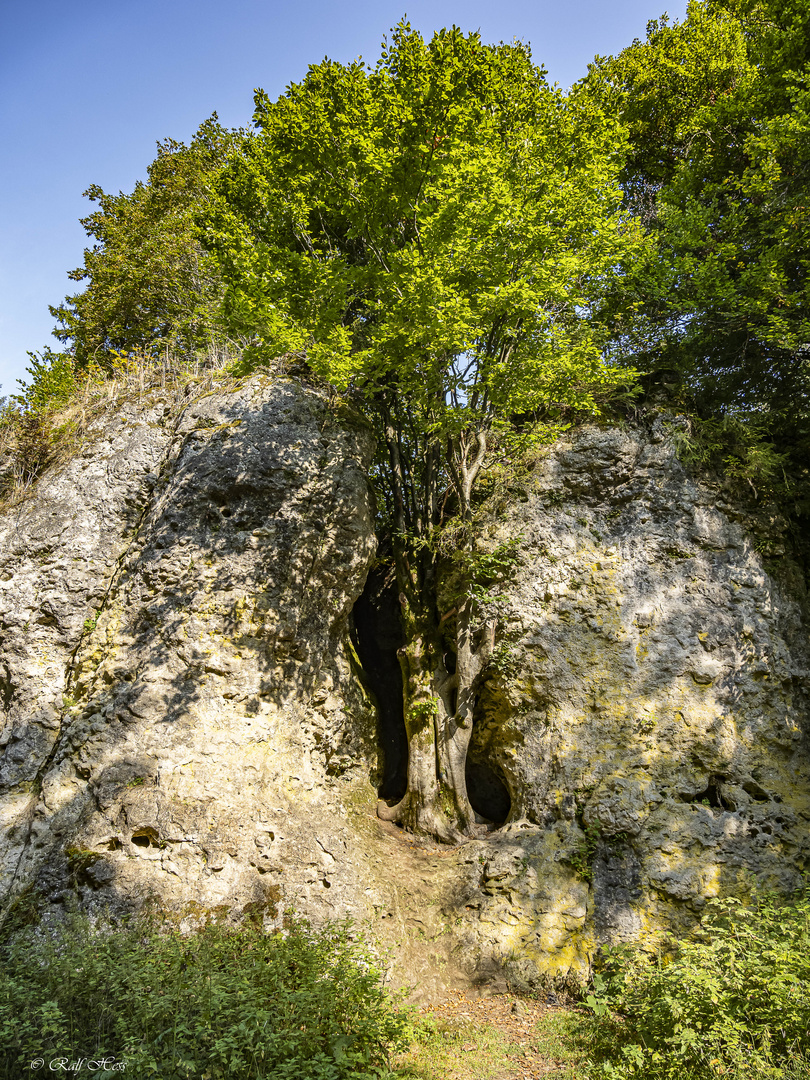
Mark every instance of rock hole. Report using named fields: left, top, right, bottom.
left=742, top=779, right=770, bottom=802
left=464, top=672, right=513, bottom=827
left=466, top=754, right=511, bottom=825
left=220, top=507, right=232, bottom=518
left=131, top=827, right=160, bottom=848
left=679, top=775, right=730, bottom=810
left=106, top=838, right=123, bottom=851
left=350, top=563, right=407, bottom=801
left=0, top=668, right=14, bottom=713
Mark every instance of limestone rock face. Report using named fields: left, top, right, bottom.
left=1, top=393, right=808, bottom=996
left=455, top=420, right=810, bottom=980
left=0, top=378, right=382, bottom=932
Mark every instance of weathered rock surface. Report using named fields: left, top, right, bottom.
left=0, top=378, right=384, bottom=937
left=1, top=392, right=808, bottom=995
left=455, top=418, right=810, bottom=981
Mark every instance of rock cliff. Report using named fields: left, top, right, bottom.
left=1, top=381, right=808, bottom=994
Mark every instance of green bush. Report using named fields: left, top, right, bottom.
left=14, top=349, right=77, bottom=413
left=0, top=350, right=78, bottom=496
left=0, top=914, right=409, bottom=1079
left=584, top=891, right=810, bottom=1079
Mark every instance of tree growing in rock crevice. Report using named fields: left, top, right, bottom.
left=202, top=24, right=646, bottom=841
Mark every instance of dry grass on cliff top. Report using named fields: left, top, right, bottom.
left=395, top=991, right=586, bottom=1079
left=0, top=346, right=250, bottom=509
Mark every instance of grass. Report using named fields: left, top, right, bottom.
left=393, top=993, right=590, bottom=1079
left=0, top=345, right=248, bottom=507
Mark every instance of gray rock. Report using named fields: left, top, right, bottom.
left=1, top=400, right=808, bottom=993
left=462, top=420, right=810, bottom=971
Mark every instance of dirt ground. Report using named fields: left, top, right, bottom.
left=398, top=989, right=583, bottom=1079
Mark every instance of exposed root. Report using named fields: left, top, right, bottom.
left=376, top=795, right=471, bottom=845
left=376, top=798, right=402, bottom=823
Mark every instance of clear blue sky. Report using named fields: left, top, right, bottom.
left=0, top=0, right=686, bottom=395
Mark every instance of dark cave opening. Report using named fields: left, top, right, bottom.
left=466, top=746, right=512, bottom=826
left=678, top=774, right=731, bottom=810
left=349, top=564, right=408, bottom=801
left=349, top=563, right=511, bottom=827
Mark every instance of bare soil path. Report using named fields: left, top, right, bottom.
left=395, top=989, right=586, bottom=1079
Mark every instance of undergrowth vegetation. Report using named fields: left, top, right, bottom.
left=582, top=890, right=810, bottom=1079
left=3, top=891, right=808, bottom=1080
left=0, top=913, right=409, bottom=1080
left=668, top=414, right=801, bottom=510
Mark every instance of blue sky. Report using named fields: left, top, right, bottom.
left=0, top=0, right=687, bottom=394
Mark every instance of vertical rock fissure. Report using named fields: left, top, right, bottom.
left=466, top=693, right=512, bottom=826
left=349, top=564, right=408, bottom=802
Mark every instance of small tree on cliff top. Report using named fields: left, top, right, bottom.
left=202, top=24, right=645, bottom=841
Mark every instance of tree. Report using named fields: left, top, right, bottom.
left=51, top=116, right=241, bottom=368
left=202, top=24, right=645, bottom=841
left=588, top=0, right=810, bottom=421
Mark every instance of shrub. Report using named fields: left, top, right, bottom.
left=0, top=914, right=409, bottom=1079
left=584, top=890, right=810, bottom=1079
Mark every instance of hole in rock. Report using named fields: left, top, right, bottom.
left=679, top=775, right=730, bottom=810
left=131, top=827, right=160, bottom=848
left=0, top=671, right=14, bottom=713
left=466, top=682, right=512, bottom=827
left=741, top=779, right=770, bottom=802
left=349, top=563, right=407, bottom=801
left=466, top=754, right=511, bottom=825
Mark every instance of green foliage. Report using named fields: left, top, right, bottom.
left=408, top=700, right=438, bottom=726
left=589, top=0, right=810, bottom=420
left=486, top=637, right=521, bottom=679
left=52, top=116, right=240, bottom=368
left=0, top=350, right=76, bottom=494
left=203, top=23, right=644, bottom=528
left=668, top=414, right=794, bottom=502
left=584, top=890, right=810, bottom=1078
left=567, top=820, right=602, bottom=883
left=455, top=537, right=522, bottom=607
left=0, top=913, right=409, bottom=1080
left=15, top=348, right=77, bottom=412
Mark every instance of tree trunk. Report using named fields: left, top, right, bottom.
left=377, top=591, right=494, bottom=843
left=374, top=421, right=495, bottom=844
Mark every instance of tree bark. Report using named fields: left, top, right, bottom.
left=377, top=582, right=495, bottom=843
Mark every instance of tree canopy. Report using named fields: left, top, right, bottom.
left=589, top=0, right=810, bottom=421
left=204, top=24, right=644, bottom=520
left=51, top=117, right=239, bottom=368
